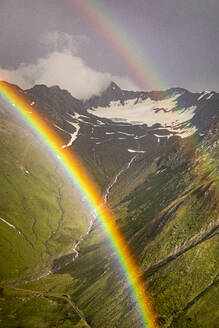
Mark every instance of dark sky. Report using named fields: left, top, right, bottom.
left=0, top=0, right=219, bottom=93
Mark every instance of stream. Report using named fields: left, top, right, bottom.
left=52, top=154, right=137, bottom=274
left=23, top=154, right=137, bottom=283
left=104, top=155, right=137, bottom=203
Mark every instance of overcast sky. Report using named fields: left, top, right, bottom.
left=0, top=0, right=219, bottom=98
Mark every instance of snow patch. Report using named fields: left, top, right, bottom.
left=0, top=217, right=16, bottom=230
left=206, top=93, right=214, bottom=100
left=155, top=168, right=167, bottom=175
left=55, top=122, right=81, bottom=147
left=119, top=132, right=135, bottom=136
left=128, top=149, right=146, bottom=153
left=0, top=217, right=21, bottom=235
left=198, top=91, right=214, bottom=101
left=154, top=134, right=169, bottom=138
left=88, top=95, right=196, bottom=137
left=70, top=112, right=80, bottom=119
left=54, top=124, right=70, bottom=135
left=68, top=113, right=99, bottom=127
left=97, top=120, right=105, bottom=125
left=62, top=122, right=80, bottom=148
left=134, top=134, right=148, bottom=139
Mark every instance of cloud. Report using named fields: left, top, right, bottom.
left=40, top=31, right=88, bottom=54
left=0, top=33, right=139, bottom=99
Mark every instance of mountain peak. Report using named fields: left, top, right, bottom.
left=25, top=84, right=85, bottom=115
left=102, top=81, right=122, bottom=98
left=26, top=84, right=73, bottom=98
left=166, top=87, right=188, bottom=95
left=108, top=81, right=121, bottom=91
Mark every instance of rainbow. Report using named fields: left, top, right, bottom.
left=67, top=0, right=164, bottom=91
left=0, top=82, right=158, bottom=327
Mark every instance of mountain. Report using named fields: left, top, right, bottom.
left=0, top=81, right=218, bottom=328
left=86, top=82, right=218, bottom=132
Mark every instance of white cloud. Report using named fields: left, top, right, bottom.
left=0, top=32, right=139, bottom=99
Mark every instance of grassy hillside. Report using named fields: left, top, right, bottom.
left=0, top=107, right=90, bottom=283
left=1, top=129, right=217, bottom=327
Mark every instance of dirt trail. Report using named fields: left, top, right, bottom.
left=0, top=285, right=91, bottom=328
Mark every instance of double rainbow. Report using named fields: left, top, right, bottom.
left=67, top=0, right=164, bottom=91
left=0, top=81, right=157, bottom=327
left=0, top=1, right=166, bottom=326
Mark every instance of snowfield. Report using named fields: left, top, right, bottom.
left=88, top=95, right=197, bottom=137
left=128, top=149, right=146, bottom=153
left=62, top=121, right=80, bottom=148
